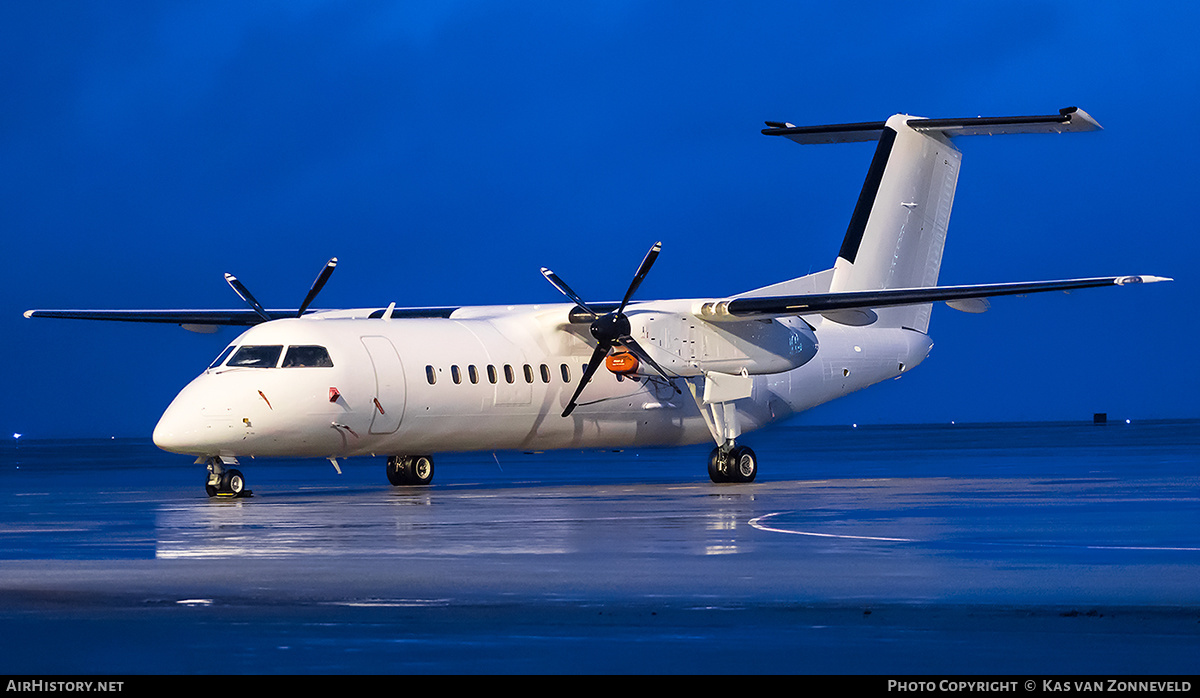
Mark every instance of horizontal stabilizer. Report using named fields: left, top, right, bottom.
left=696, top=275, right=1171, bottom=323
left=909, top=107, right=1101, bottom=137
left=761, top=119, right=887, bottom=144
left=762, top=107, right=1099, bottom=144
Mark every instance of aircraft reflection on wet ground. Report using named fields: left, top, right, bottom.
left=0, top=420, right=1197, bottom=674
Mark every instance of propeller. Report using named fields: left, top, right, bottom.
left=224, top=273, right=271, bottom=322
left=224, top=257, right=338, bottom=322
left=297, top=258, right=338, bottom=317
left=541, top=242, right=680, bottom=418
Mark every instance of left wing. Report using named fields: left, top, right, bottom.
left=23, top=306, right=462, bottom=329
left=21, top=309, right=305, bottom=333
left=24, top=258, right=337, bottom=330
left=23, top=309, right=286, bottom=325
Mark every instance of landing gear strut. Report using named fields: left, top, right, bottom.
left=684, top=371, right=758, bottom=484
left=708, top=444, right=757, bottom=483
left=386, top=455, right=434, bottom=486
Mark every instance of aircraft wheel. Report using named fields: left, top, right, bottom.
left=386, top=456, right=410, bottom=486
left=729, top=446, right=757, bottom=483
left=205, top=482, right=219, bottom=498
left=410, top=456, right=434, bottom=485
left=221, top=469, right=246, bottom=496
left=386, top=456, right=434, bottom=486
left=708, top=447, right=730, bottom=483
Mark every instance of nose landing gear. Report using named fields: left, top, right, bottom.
left=205, top=457, right=251, bottom=498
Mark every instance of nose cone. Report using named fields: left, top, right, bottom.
left=153, top=395, right=200, bottom=454
left=153, top=410, right=184, bottom=453
left=153, top=376, right=220, bottom=455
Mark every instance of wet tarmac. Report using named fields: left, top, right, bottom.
left=1, top=421, right=1197, bottom=674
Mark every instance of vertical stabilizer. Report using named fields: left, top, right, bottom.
left=761, top=108, right=1101, bottom=333
left=828, top=114, right=961, bottom=332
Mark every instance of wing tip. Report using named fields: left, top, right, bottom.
left=1116, top=275, right=1173, bottom=285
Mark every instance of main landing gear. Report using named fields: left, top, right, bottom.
left=205, top=457, right=251, bottom=498
left=708, top=443, right=758, bottom=483
left=386, top=455, right=434, bottom=486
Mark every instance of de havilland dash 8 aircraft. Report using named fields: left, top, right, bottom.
left=26, top=108, right=1170, bottom=497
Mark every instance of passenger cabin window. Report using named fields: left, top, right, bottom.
left=208, top=345, right=236, bottom=369
left=425, top=365, right=437, bottom=385
left=503, top=364, right=515, bottom=384
left=451, top=365, right=462, bottom=384
left=540, top=364, right=551, bottom=383
left=282, top=345, right=333, bottom=368
left=523, top=364, right=534, bottom=383
left=487, top=365, right=497, bottom=384
left=561, top=364, right=571, bottom=382
left=468, top=365, right=479, bottom=384
left=227, top=345, right=283, bottom=368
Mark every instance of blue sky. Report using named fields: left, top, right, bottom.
left=4, top=2, right=1196, bottom=439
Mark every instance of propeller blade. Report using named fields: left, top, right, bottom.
left=618, top=337, right=681, bottom=392
left=297, top=257, right=338, bottom=317
left=224, top=273, right=272, bottom=322
left=562, top=342, right=611, bottom=417
left=617, top=241, right=661, bottom=312
left=540, top=267, right=597, bottom=317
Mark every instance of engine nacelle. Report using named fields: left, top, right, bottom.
left=630, top=310, right=818, bottom=377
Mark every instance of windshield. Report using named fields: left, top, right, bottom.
left=282, top=345, right=334, bottom=368
left=208, top=345, right=236, bottom=369
left=226, top=345, right=283, bottom=368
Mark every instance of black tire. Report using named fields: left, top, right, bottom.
left=386, top=456, right=409, bottom=486
left=708, top=447, right=729, bottom=483
left=386, top=456, right=434, bottom=486
left=221, top=469, right=246, bottom=496
left=729, top=446, right=757, bottom=483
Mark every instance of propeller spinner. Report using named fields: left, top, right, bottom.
left=541, top=242, right=679, bottom=417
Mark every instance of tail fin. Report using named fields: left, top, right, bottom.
left=764, top=107, right=1100, bottom=332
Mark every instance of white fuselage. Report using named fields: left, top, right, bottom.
left=151, top=300, right=933, bottom=460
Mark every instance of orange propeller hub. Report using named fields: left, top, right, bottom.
left=605, top=351, right=639, bottom=375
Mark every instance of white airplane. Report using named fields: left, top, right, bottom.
left=26, top=108, right=1170, bottom=497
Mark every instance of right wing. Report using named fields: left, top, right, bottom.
left=696, top=275, right=1172, bottom=323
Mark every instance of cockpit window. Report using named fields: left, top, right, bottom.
left=227, top=345, right=283, bottom=368
left=282, top=345, right=334, bottom=368
left=208, top=345, right=236, bottom=369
